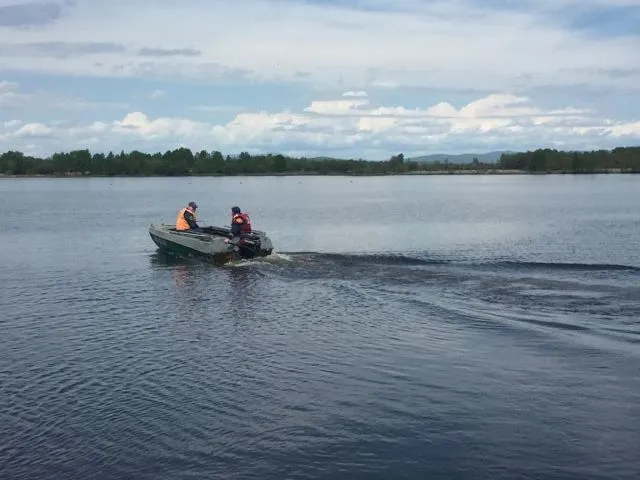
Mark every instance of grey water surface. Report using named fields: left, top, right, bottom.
left=1, top=174, right=639, bottom=479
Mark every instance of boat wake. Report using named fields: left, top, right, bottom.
left=276, top=251, right=640, bottom=272
left=231, top=250, right=640, bottom=347
left=224, top=251, right=294, bottom=267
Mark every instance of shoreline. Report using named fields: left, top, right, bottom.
left=1, top=168, right=637, bottom=178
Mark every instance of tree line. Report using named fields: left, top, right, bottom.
left=497, top=147, right=640, bottom=173
left=1, top=146, right=639, bottom=176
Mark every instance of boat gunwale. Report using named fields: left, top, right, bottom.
left=149, top=221, right=274, bottom=263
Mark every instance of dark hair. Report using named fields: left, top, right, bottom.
left=231, top=206, right=241, bottom=214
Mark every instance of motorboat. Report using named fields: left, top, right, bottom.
left=148, top=223, right=274, bottom=264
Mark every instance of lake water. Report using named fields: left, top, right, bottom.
left=1, top=174, right=639, bottom=479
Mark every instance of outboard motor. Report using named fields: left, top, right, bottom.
left=237, top=234, right=262, bottom=258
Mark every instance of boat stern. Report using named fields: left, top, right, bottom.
left=251, top=229, right=274, bottom=255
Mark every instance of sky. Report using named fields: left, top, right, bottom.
left=1, top=0, right=639, bottom=159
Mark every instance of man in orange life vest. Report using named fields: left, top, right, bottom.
left=226, top=206, right=251, bottom=241
left=175, top=201, right=200, bottom=231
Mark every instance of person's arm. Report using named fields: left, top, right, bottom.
left=184, top=210, right=198, bottom=228
left=230, top=216, right=243, bottom=236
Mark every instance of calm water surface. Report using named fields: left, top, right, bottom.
left=1, top=174, right=639, bottom=479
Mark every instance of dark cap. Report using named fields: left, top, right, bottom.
left=231, top=206, right=240, bottom=214
left=188, top=201, right=198, bottom=208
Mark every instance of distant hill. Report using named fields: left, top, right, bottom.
left=282, top=152, right=511, bottom=163
left=408, top=151, right=510, bottom=163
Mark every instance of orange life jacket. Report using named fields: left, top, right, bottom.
left=176, top=206, right=195, bottom=230
left=232, top=212, right=251, bottom=233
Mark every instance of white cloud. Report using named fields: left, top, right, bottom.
left=343, top=90, right=368, bottom=97
left=304, top=98, right=370, bottom=115
left=0, top=79, right=128, bottom=110
left=1, top=0, right=638, bottom=157
left=117, top=111, right=216, bottom=139
left=13, top=123, right=53, bottom=138
left=529, top=0, right=640, bottom=7
left=147, top=89, right=165, bottom=99
left=131, top=88, right=167, bottom=100
left=193, top=105, right=246, bottom=114
left=0, top=0, right=638, bottom=91
left=0, top=80, right=29, bottom=106
left=2, top=88, right=638, bottom=158
left=0, top=80, right=18, bottom=92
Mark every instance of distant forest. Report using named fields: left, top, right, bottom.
left=1, top=146, right=639, bottom=176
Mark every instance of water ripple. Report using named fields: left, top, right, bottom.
left=3, top=176, right=640, bottom=480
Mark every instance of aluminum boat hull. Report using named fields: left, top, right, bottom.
left=149, top=223, right=274, bottom=265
